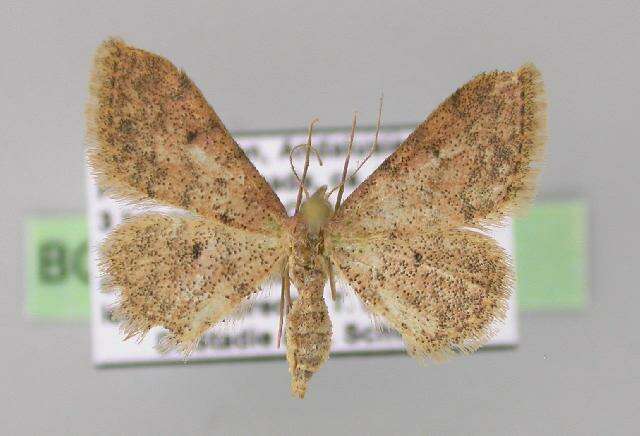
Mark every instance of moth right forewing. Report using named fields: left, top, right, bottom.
left=328, top=64, right=546, bottom=236
left=101, top=213, right=285, bottom=355
left=326, top=228, right=512, bottom=361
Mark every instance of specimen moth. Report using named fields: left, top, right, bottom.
left=86, top=38, right=546, bottom=398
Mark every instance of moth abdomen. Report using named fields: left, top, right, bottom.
left=285, top=277, right=332, bottom=399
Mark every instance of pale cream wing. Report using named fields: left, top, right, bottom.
left=101, top=214, right=283, bottom=354
left=87, top=38, right=286, bottom=234
left=328, top=64, right=546, bottom=236
left=326, top=229, right=511, bottom=360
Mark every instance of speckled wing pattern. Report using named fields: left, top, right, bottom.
left=87, top=38, right=286, bottom=234
left=326, top=228, right=511, bottom=360
left=327, top=65, right=546, bottom=359
left=102, top=215, right=283, bottom=354
left=86, top=39, right=287, bottom=353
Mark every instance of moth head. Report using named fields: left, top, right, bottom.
left=300, top=185, right=333, bottom=234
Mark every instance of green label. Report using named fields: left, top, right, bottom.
left=515, top=201, right=587, bottom=310
left=25, top=216, right=90, bottom=319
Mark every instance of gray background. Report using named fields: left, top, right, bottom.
left=2, top=1, right=639, bottom=435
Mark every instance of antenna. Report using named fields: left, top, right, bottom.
left=293, top=118, right=320, bottom=214
left=333, top=111, right=358, bottom=211
left=327, top=93, right=384, bottom=210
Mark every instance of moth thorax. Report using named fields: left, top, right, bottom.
left=300, top=186, right=332, bottom=235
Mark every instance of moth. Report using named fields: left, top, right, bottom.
left=86, top=38, right=546, bottom=398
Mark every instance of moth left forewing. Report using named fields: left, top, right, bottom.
left=325, top=228, right=512, bottom=361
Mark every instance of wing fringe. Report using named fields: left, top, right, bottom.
left=86, top=38, right=142, bottom=206
left=502, top=63, right=548, bottom=218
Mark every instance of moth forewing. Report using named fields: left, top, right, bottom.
left=328, top=64, right=547, bottom=236
left=86, top=38, right=287, bottom=234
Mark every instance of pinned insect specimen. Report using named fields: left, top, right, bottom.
left=86, top=38, right=546, bottom=398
